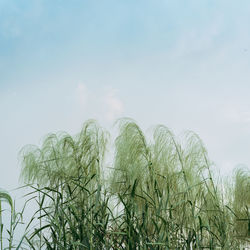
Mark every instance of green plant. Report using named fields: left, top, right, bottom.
left=0, top=189, right=13, bottom=250
left=8, top=118, right=248, bottom=249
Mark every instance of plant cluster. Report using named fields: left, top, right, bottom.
left=0, top=119, right=249, bottom=249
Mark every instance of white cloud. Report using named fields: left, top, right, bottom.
left=170, top=18, right=223, bottom=59
left=74, top=84, right=124, bottom=123
left=103, top=88, right=124, bottom=122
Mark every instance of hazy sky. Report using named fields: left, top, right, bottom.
left=1, top=0, right=250, bottom=192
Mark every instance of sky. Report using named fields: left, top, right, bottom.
left=1, top=0, right=250, bottom=193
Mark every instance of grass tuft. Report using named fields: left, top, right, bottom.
left=1, top=118, right=249, bottom=249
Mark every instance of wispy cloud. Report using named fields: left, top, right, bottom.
left=103, top=88, right=124, bottom=122
left=75, top=84, right=124, bottom=123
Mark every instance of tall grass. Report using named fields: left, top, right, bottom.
left=1, top=119, right=249, bottom=249
left=0, top=189, right=13, bottom=249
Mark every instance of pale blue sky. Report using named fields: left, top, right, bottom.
left=1, top=0, right=250, bottom=191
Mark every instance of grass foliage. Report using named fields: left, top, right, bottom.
left=1, top=119, right=249, bottom=249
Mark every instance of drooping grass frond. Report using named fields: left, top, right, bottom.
left=0, top=189, right=13, bottom=250
left=19, top=120, right=109, bottom=187
left=0, top=189, right=13, bottom=210
left=111, top=118, right=151, bottom=195
left=12, top=118, right=249, bottom=249
left=233, top=167, right=250, bottom=212
left=232, top=167, right=250, bottom=238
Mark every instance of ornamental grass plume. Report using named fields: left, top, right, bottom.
left=9, top=118, right=249, bottom=249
